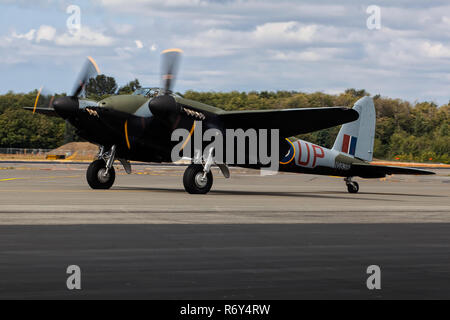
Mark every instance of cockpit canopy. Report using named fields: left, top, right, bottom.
left=132, top=87, right=161, bottom=97
left=132, top=87, right=182, bottom=98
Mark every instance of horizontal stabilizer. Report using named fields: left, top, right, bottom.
left=219, top=107, right=359, bottom=137
left=352, top=163, right=435, bottom=178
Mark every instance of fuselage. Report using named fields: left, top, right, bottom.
left=278, top=138, right=365, bottom=177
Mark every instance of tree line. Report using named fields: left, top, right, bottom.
left=0, top=76, right=448, bottom=163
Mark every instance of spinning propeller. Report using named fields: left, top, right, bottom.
left=71, top=56, right=100, bottom=98
left=32, top=86, right=56, bottom=114
left=32, top=57, right=100, bottom=118
left=148, top=48, right=184, bottom=120
left=161, top=48, right=183, bottom=95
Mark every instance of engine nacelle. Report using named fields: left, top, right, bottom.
left=148, top=95, right=181, bottom=119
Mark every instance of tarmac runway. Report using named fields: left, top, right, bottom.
left=0, top=162, right=449, bottom=299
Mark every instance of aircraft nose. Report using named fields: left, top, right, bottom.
left=53, top=96, right=79, bottom=118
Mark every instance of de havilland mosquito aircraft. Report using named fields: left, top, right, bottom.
left=27, top=49, right=434, bottom=194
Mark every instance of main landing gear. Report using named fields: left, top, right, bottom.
left=183, top=148, right=230, bottom=194
left=345, top=177, right=359, bottom=194
left=87, top=145, right=117, bottom=190
left=183, top=164, right=214, bottom=194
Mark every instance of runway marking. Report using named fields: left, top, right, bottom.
left=136, top=172, right=181, bottom=177
left=0, top=175, right=81, bottom=182
left=0, top=189, right=90, bottom=193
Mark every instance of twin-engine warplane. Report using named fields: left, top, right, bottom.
left=27, top=49, right=434, bottom=194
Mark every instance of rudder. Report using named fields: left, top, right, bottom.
left=332, top=96, right=376, bottom=161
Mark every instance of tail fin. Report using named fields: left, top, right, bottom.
left=332, top=96, right=376, bottom=161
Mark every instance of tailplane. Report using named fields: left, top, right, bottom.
left=332, top=96, right=376, bottom=161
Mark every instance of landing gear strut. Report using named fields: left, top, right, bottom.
left=87, top=145, right=116, bottom=189
left=345, top=177, right=359, bottom=194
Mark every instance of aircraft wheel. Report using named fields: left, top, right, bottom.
left=183, top=164, right=213, bottom=194
left=347, top=181, right=359, bottom=194
left=87, top=160, right=115, bottom=190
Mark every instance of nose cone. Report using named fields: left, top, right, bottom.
left=53, top=96, right=79, bottom=118
left=148, top=95, right=180, bottom=118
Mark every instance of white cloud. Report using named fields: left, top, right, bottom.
left=54, top=27, right=115, bottom=47
left=2, top=0, right=450, bottom=104
left=174, top=22, right=349, bottom=58
left=135, top=40, right=144, bottom=49
left=271, top=48, right=344, bottom=62
left=114, top=24, right=134, bottom=35
left=442, top=16, right=450, bottom=26
left=253, top=22, right=317, bottom=43
left=99, top=0, right=209, bottom=9
left=36, top=25, right=56, bottom=43
left=8, top=25, right=115, bottom=48
left=12, top=29, right=36, bottom=41
left=422, top=42, right=450, bottom=58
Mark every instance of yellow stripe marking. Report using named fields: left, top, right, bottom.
left=33, top=87, right=43, bottom=114
left=87, top=56, right=101, bottom=74
left=280, top=138, right=296, bottom=165
left=125, top=120, right=131, bottom=150
left=161, top=48, right=183, bottom=54
left=48, top=95, right=55, bottom=109
left=180, top=122, right=196, bottom=151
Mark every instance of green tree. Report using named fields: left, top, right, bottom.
left=345, top=88, right=368, bottom=98
left=118, top=79, right=142, bottom=95
left=85, top=75, right=118, bottom=100
left=0, top=88, right=448, bottom=163
left=0, top=108, right=65, bottom=148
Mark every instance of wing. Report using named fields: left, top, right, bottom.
left=218, top=107, right=359, bottom=137
left=23, top=107, right=58, bottom=117
left=352, top=163, right=435, bottom=178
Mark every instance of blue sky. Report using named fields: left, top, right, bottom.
left=1, top=0, right=449, bottom=105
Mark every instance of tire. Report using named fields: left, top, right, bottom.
left=183, top=164, right=213, bottom=194
left=347, top=181, right=359, bottom=194
left=86, top=159, right=116, bottom=190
